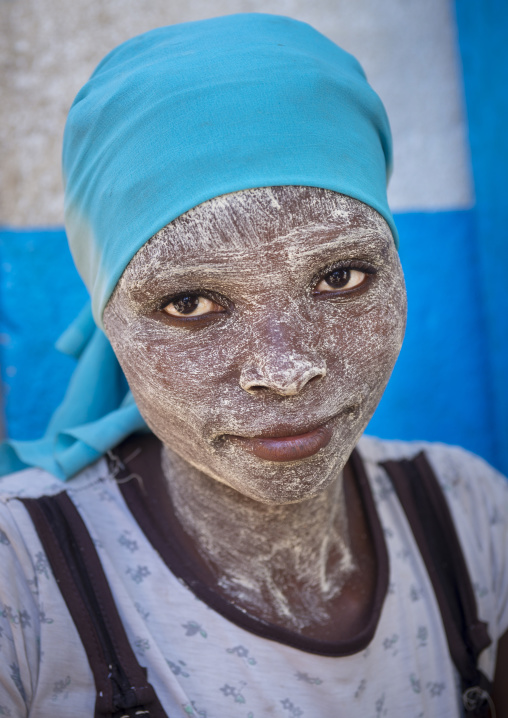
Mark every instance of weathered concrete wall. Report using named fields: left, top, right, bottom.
left=1, top=0, right=471, bottom=226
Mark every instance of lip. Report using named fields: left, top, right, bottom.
left=228, top=423, right=334, bottom=462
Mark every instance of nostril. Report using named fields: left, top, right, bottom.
left=241, top=372, right=324, bottom=396
left=239, top=361, right=326, bottom=396
left=306, top=374, right=322, bottom=387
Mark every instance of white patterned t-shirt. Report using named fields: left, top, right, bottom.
left=0, top=436, right=507, bottom=718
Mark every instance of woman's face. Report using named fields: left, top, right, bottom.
left=104, top=187, right=406, bottom=504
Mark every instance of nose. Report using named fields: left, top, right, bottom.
left=239, top=317, right=326, bottom=396
left=240, top=358, right=326, bottom=395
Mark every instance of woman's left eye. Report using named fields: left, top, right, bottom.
left=314, top=268, right=367, bottom=294
left=162, top=294, right=225, bottom=317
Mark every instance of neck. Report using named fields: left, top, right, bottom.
left=162, top=445, right=356, bottom=632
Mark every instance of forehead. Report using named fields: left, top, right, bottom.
left=122, top=186, right=393, bottom=282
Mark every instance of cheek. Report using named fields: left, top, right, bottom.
left=320, top=278, right=406, bottom=394
left=109, top=317, right=238, bottom=437
left=355, top=289, right=406, bottom=370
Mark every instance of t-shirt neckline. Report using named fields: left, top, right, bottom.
left=111, top=434, right=389, bottom=657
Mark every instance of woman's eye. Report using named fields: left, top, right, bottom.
left=162, top=294, right=225, bottom=317
left=314, top=268, right=366, bottom=294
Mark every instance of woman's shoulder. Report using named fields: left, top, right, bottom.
left=358, top=434, right=508, bottom=574
left=0, top=457, right=112, bottom=596
left=358, top=433, right=508, bottom=498
left=0, top=457, right=109, bottom=503
left=0, top=466, right=67, bottom=503
left=359, top=435, right=508, bottom=634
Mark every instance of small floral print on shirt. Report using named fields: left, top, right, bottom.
left=52, top=676, right=71, bottom=701
left=295, top=671, right=323, bottom=685
left=135, top=602, right=150, bottom=621
left=396, top=548, right=411, bottom=562
left=118, top=530, right=139, bottom=553
left=280, top=698, right=304, bottom=716
left=34, top=551, right=50, bottom=579
left=126, top=565, right=150, bottom=583
left=97, top=488, right=115, bottom=502
left=382, top=634, right=398, bottom=655
left=38, top=607, right=54, bottom=625
left=489, top=506, right=503, bottom=526
left=134, top=637, right=150, bottom=656
left=416, top=626, right=428, bottom=647
left=473, top=582, right=489, bottom=598
left=374, top=472, right=394, bottom=502
left=375, top=693, right=387, bottom=717
left=182, top=620, right=207, bottom=638
left=427, top=681, right=446, bottom=697
left=182, top=701, right=207, bottom=717
left=409, top=585, right=422, bottom=602
left=409, top=674, right=421, bottom=694
left=354, top=679, right=367, bottom=699
left=227, top=645, right=257, bottom=665
left=220, top=681, right=247, bottom=704
left=1, top=605, right=31, bottom=629
left=9, top=663, right=26, bottom=702
left=167, top=659, right=191, bottom=677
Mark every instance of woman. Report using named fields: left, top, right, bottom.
left=0, top=14, right=506, bottom=717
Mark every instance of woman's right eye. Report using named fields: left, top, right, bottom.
left=162, top=294, right=226, bottom=318
left=314, top=268, right=367, bottom=293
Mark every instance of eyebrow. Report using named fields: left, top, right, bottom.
left=132, top=225, right=390, bottom=285
left=131, top=261, right=246, bottom=290
left=289, top=231, right=391, bottom=259
left=145, top=262, right=244, bottom=278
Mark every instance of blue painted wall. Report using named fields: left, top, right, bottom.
left=0, top=229, right=88, bottom=441
left=454, top=0, right=508, bottom=473
left=368, top=210, right=496, bottom=465
left=0, top=210, right=503, bottom=472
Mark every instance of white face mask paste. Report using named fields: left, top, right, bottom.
left=104, top=187, right=407, bottom=631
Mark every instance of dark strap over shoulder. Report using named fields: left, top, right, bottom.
left=381, top=451, right=493, bottom=718
left=21, top=492, right=169, bottom=718
left=19, top=447, right=494, bottom=717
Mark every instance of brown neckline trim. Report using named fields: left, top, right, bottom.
left=112, top=435, right=389, bottom=657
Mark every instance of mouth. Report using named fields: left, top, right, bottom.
left=226, top=422, right=334, bottom=462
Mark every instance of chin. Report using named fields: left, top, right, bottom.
left=199, top=437, right=354, bottom=505
left=141, top=392, right=374, bottom=504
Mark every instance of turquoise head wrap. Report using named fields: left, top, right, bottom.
left=0, top=13, right=396, bottom=480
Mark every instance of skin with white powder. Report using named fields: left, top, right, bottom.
left=103, top=186, right=407, bottom=639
